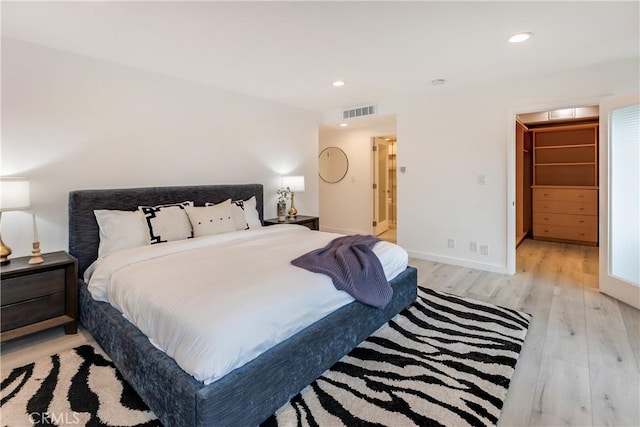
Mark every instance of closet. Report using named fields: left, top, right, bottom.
left=515, top=107, right=599, bottom=246
left=531, top=123, right=598, bottom=245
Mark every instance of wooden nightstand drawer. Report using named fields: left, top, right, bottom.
left=1, top=293, right=66, bottom=331
left=1, top=269, right=65, bottom=305
left=533, top=212, right=597, bottom=228
left=533, top=188, right=597, bottom=203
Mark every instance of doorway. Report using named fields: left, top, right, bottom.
left=373, top=135, right=397, bottom=243
left=515, top=106, right=599, bottom=250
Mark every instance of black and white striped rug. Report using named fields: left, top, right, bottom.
left=264, top=287, right=531, bottom=427
left=1, top=344, right=160, bottom=427
left=1, top=287, right=530, bottom=427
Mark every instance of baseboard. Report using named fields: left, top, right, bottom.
left=407, top=250, right=508, bottom=275
left=319, top=226, right=370, bottom=236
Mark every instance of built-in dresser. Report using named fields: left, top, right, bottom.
left=531, top=123, right=598, bottom=245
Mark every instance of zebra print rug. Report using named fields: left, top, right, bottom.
left=263, top=287, right=531, bottom=426
left=1, top=287, right=530, bottom=427
left=1, top=344, right=159, bottom=427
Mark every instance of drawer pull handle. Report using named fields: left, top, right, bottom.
left=578, top=195, right=584, bottom=198
left=544, top=193, right=549, bottom=196
left=579, top=220, right=585, bottom=223
left=579, top=207, right=584, bottom=211
left=579, top=233, right=585, bottom=236
left=544, top=217, right=549, bottom=220
left=544, top=229, right=550, bottom=233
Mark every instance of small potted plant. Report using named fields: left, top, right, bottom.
left=276, top=188, right=290, bottom=222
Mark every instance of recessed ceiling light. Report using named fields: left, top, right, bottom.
left=431, top=79, right=446, bottom=86
left=508, top=32, right=533, bottom=43
left=339, top=123, right=349, bottom=127
left=332, top=80, right=345, bottom=87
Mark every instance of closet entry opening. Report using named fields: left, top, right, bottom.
left=514, top=105, right=600, bottom=270
left=372, top=135, right=397, bottom=243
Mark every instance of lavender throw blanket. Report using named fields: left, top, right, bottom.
left=291, top=234, right=393, bottom=308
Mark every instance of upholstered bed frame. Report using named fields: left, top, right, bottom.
left=68, top=184, right=417, bottom=426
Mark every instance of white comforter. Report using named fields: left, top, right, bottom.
left=85, top=225, right=408, bottom=384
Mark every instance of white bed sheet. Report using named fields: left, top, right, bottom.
left=85, top=225, right=408, bottom=384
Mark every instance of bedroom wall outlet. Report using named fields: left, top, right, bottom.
left=470, top=241, right=478, bottom=252
left=480, top=244, right=489, bottom=255
left=447, top=238, right=455, bottom=248
left=477, top=174, right=487, bottom=185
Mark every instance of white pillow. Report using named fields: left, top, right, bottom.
left=138, top=201, right=194, bottom=244
left=205, top=199, right=249, bottom=231
left=185, top=202, right=236, bottom=237
left=94, top=210, right=148, bottom=258
left=243, top=196, right=262, bottom=229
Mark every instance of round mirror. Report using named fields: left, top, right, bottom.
left=319, top=147, right=349, bottom=183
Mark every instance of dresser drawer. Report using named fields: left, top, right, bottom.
left=1, top=269, right=65, bottom=306
left=0, top=293, right=65, bottom=332
left=533, top=224, right=597, bottom=243
left=533, top=200, right=597, bottom=215
left=533, top=212, right=597, bottom=229
left=533, top=188, right=597, bottom=203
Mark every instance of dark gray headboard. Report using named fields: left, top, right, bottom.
left=69, top=184, right=264, bottom=277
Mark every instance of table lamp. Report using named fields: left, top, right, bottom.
left=0, top=177, right=31, bottom=266
left=281, top=176, right=305, bottom=219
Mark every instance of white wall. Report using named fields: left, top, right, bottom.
left=396, top=57, right=640, bottom=273
left=318, top=117, right=395, bottom=235
left=1, top=38, right=321, bottom=258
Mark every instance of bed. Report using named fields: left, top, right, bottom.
left=68, top=184, right=417, bottom=426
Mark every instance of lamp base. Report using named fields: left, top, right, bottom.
left=287, top=191, right=298, bottom=219
left=0, top=233, right=12, bottom=266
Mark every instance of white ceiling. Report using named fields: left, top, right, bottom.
left=2, top=1, right=639, bottom=114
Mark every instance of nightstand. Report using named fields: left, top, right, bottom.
left=263, top=215, right=319, bottom=231
left=0, top=251, right=78, bottom=343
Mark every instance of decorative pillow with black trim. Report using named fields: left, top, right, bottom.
left=206, top=199, right=249, bottom=231
left=242, top=196, right=262, bottom=229
left=185, top=202, right=236, bottom=237
left=138, top=201, right=194, bottom=244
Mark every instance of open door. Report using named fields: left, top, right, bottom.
left=372, top=137, right=389, bottom=235
left=599, top=95, right=640, bottom=309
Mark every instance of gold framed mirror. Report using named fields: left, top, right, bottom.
left=319, top=147, right=349, bottom=183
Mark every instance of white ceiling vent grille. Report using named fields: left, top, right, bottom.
left=342, top=105, right=376, bottom=120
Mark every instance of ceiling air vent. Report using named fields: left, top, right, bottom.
left=342, top=105, right=376, bottom=120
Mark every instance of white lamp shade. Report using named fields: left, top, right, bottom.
left=1, top=177, right=31, bottom=211
left=281, top=175, right=305, bottom=192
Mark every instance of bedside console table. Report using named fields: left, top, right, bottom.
left=1, top=251, right=78, bottom=343
left=263, top=215, right=319, bottom=231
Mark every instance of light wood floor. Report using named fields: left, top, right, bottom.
left=378, top=227, right=397, bottom=243
left=411, top=239, right=640, bottom=427
left=1, top=239, right=639, bottom=426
